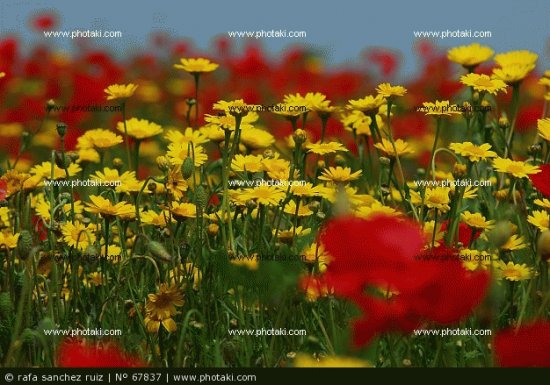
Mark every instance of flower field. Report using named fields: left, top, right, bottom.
left=1, top=14, right=550, bottom=368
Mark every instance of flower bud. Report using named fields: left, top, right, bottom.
left=334, top=154, right=346, bottom=167
left=263, top=149, right=274, bottom=159
left=498, top=116, right=509, bottom=130
left=147, top=182, right=157, bottom=194
left=292, top=129, right=307, bottom=145
left=195, top=185, right=208, bottom=211
left=46, top=99, right=56, bottom=112
left=537, top=231, right=550, bottom=261
left=17, top=230, right=33, bottom=260
left=453, top=163, right=467, bottom=177
left=181, top=157, right=194, bottom=179
left=207, top=223, right=219, bottom=236
left=56, top=122, right=67, bottom=138
left=462, top=102, right=473, bottom=119
left=156, top=156, right=171, bottom=172
left=112, top=158, right=124, bottom=171
left=147, top=240, right=173, bottom=262
left=54, top=151, right=71, bottom=169
left=379, top=156, right=391, bottom=166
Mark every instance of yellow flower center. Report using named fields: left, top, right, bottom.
left=474, top=77, right=494, bottom=88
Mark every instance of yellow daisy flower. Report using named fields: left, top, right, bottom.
left=346, top=94, right=386, bottom=115
left=318, top=166, right=362, bottom=183
left=449, top=142, right=497, bottom=162
left=241, top=186, right=285, bottom=206
left=231, top=154, right=265, bottom=173
left=460, top=73, right=507, bottom=95
left=447, top=43, right=494, bottom=68
left=61, top=221, right=96, bottom=250
left=494, top=50, right=538, bottom=67
left=374, top=138, right=415, bottom=157
left=461, top=211, right=495, bottom=230
left=173, top=57, right=218, bottom=73
left=492, top=157, right=540, bottom=178
left=495, top=261, right=532, bottom=281
left=166, top=143, right=208, bottom=166
left=376, top=83, right=407, bottom=99
left=537, top=118, right=550, bottom=142
left=306, top=141, right=348, bottom=155
left=84, top=195, right=135, bottom=220
left=528, top=210, right=549, bottom=231
left=116, top=118, right=162, bottom=140
left=104, top=83, right=138, bottom=101
left=171, top=202, right=197, bottom=220
left=144, top=283, right=184, bottom=333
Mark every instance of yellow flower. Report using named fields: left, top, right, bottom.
left=141, top=210, right=173, bottom=227
left=167, top=143, right=208, bottom=166
left=276, top=226, right=311, bottom=242
left=241, top=186, right=285, bottom=206
left=171, top=202, right=197, bottom=220
left=318, top=166, right=362, bottom=183
left=423, top=220, right=445, bottom=248
left=293, top=354, right=371, bottom=368
left=284, top=200, right=313, bottom=216
left=374, top=138, right=414, bottom=157
left=91, top=168, right=137, bottom=193
left=492, top=157, right=540, bottom=178
left=117, top=118, right=162, bottom=140
left=104, top=83, right=138, bottom=100
left=77, top=128, right=123, bottom=150
left=144, top=283, right=184, bottom=333
left=30, top=162, right=81, bottom=180
left=33, top=194, right=84, bottom=221
left=290, top=183, right=322, bottom=198
left=495, top=261, right=532, bottom=281
left=449, top=142, right=497, bottom=162
left=461, top=211, right=495, bottom=230
left=173, top=57, right=218, bottom=74
left=302, top=242, right=331, bottom=272
left=537, top=118, right=550, bottom=142
left=340, top=110, right=372, bottom=136
left=230, top=255, right=259, bottom=270
left=166, top=168, right=189, bottom=200
left=85, top=272, right=109, bottom=287
left=61, top=221, right=96, bottom=250
left=492, top=64, right=535, bottom=84
left=262, top=154, right=291, bottom=180
left=284, top=92, right=327, bottom=111
left=85, top=195, right=135, bottom=220
left=271, top=103, right=309, bottom=118
left=213, top=99, right=258, bottom=117
left=460, top=73, right=507, bottom=95
left=461, top=249, right=497, bottom=271
left=346, top=94, right=385, bottom=115
left=534, top=198, right=550, bottom=210
left=419, top=100, right=462, bottom=116
left=501, top=234, right=526, bottom=251
left=204, top=113, right=256, bottom=131
left=447, top=43, right=494, bottom=68
left=413, top=187, right=451, bottom=212
left=199, top=124, right=225, bottom=142
left=376, top=83, right=407, bottom=99
left=0, top=231, right=19, bottom=249
left=231, top=154, right=265, bottom=173
left=494, top=50, right=538, bottom=67
left=0, top=72, right=5, bottom=78
left=238, top=127, right=275, bottom=149
left=164, top=127, right=209, bottom=146
left=76, top=148, right=100, bottom=164
left=306, top=141, right=348, bottom=155
left=528, top=210, right=549, bottom=231
left=355, top=202, right=401, bottom=219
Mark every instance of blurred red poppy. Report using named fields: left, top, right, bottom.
left=57, top=339, right=145, bottom=367
left=494, top=322, right=550, bottom=367
left=530, top=164, right=550, bottom=197
left=319, top=215, right=489, bottom=347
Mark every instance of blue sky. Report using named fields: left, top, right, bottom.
left=0, top=0, right=548, bottom=77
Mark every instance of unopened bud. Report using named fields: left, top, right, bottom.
left=156, top=156, right=171, bottom=172
left=334, top=154, right=346, bottom=167
left=498, top=117, right=509, bottom=130
left=147, top=240, right=173, bottom=262
left=379, top=156, right=391, bottom=166
left=112, top=158, right=124, bottom=171
left=453, top=163, right=467, bottom=177
left=56, top=122, right=67, bottom=138
left=17, top=230, right=33, bottom=260
left=293, top=129, right=307, bottom=144
left=181, top=157, right=194, bottom=179
left=537, top=231, right=550, bottom=261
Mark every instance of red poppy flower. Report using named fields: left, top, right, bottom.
left=57, top=339, right=145, bottom=367
left=319, top=215, right=489, bottom=347
left=0, top=179, right=7, bottom=201
left=530, top=164, right=550, bottom=197
left=494, top=322, right=550, bottom=367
